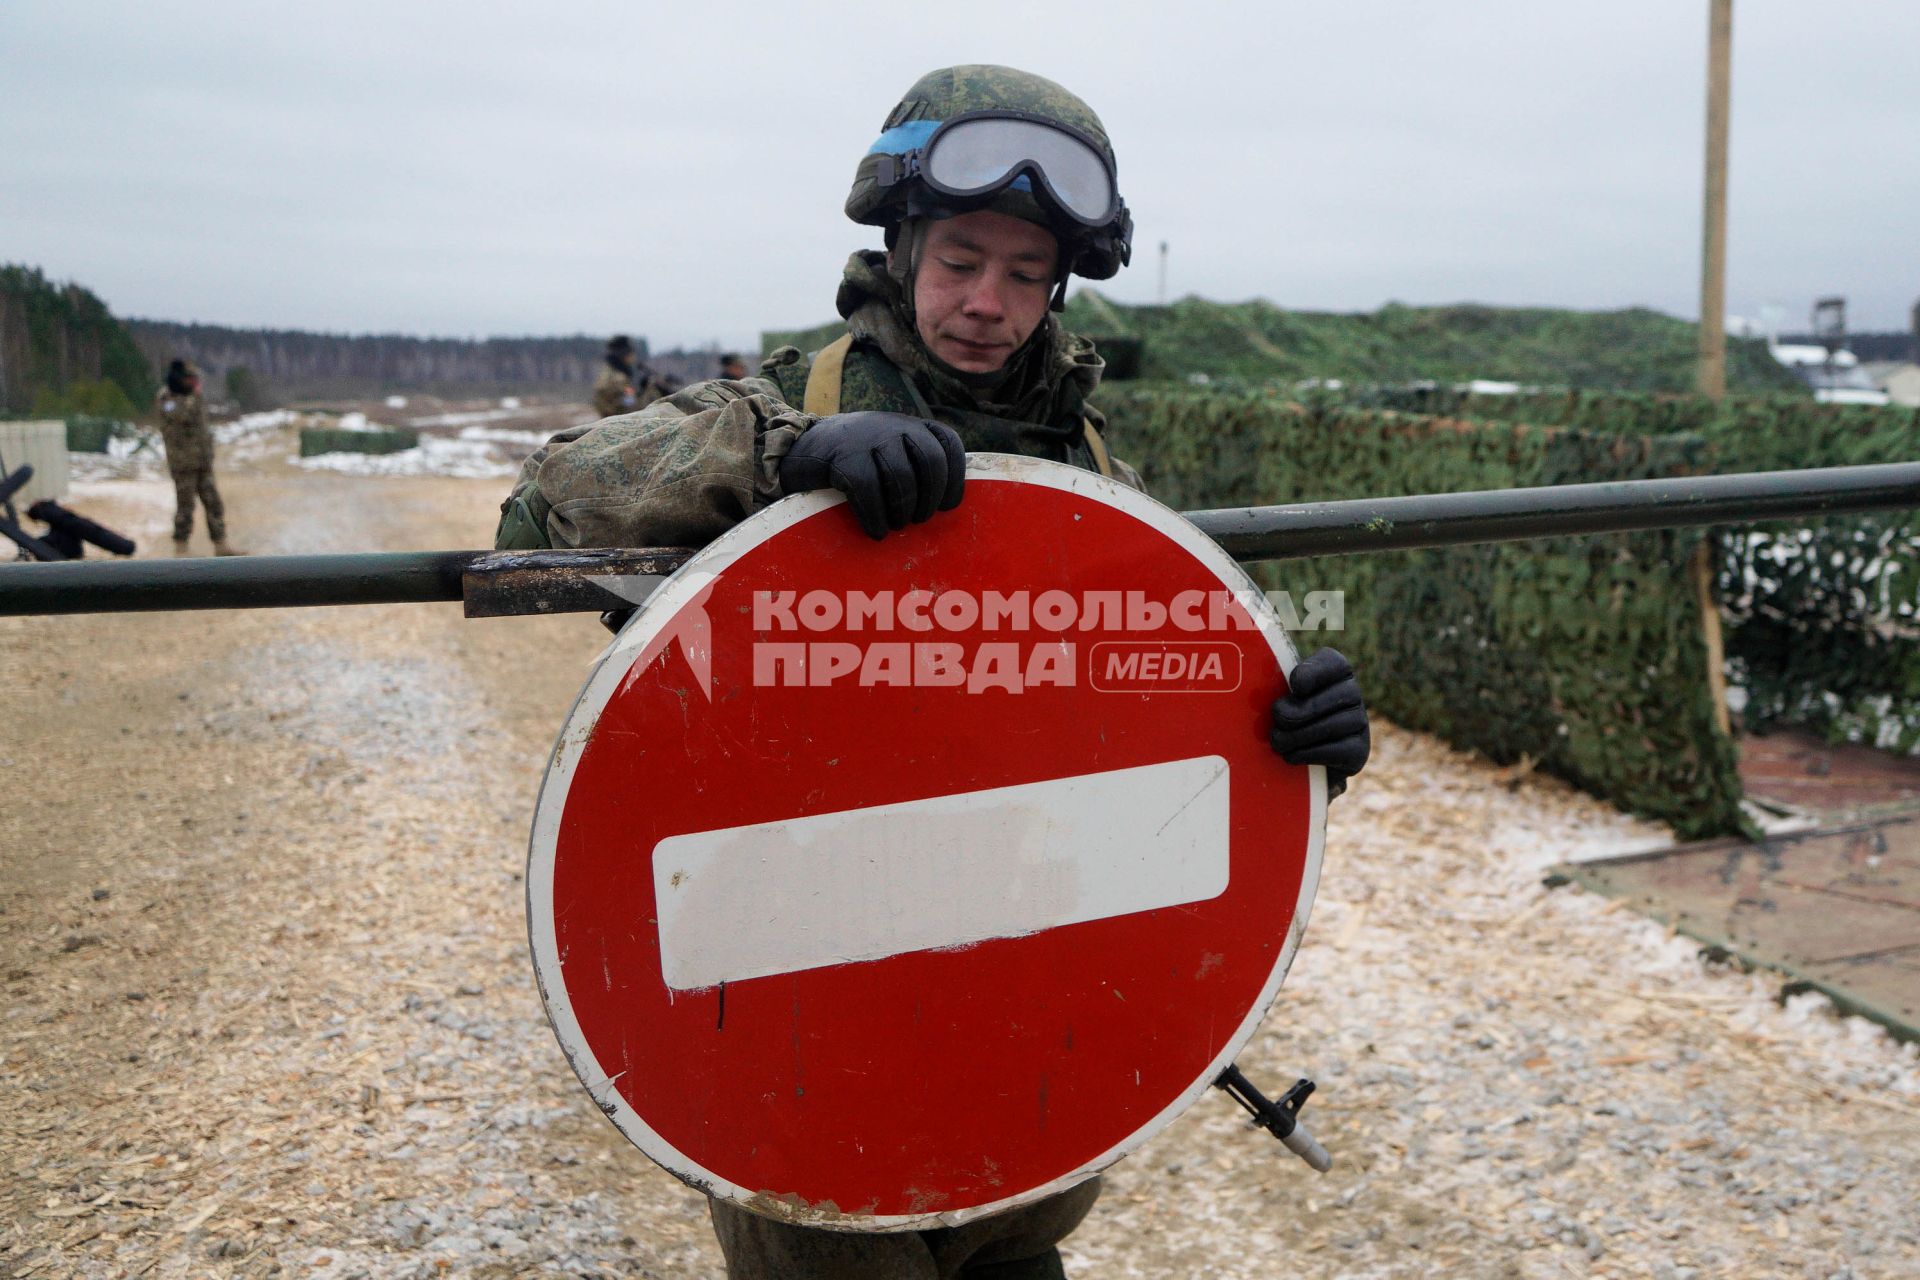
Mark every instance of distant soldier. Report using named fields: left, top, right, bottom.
left=155, top=359, right=242, bottom=556
left=717, top=352, right=749, bottom=381
left=592, top=335, right=666, bottom=418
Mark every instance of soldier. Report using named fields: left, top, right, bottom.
left=591, top=334, right=665, bottom=418
left=499, top=65, right=1370, bottom=1278
left=155, top=359, right=242, bottom=556
left=717, top=352, right=749, bottom=381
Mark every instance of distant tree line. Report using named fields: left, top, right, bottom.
left=0, top=264, right=154, bottom=417
left=125, top=321, right=734, bottom=403
left=123, top=321, right=643, bottom=402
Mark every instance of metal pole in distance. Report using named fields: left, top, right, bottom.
left=0, top=549, right=470, bottom=614
left=1184, top=461, right=1920, bottom=562
left=3, top=463, right=1918, bottom=617
left=1695, top=0, right=1734, bottom=400
left=0, top=547, right=690, bottom=618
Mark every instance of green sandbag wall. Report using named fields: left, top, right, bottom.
left=64, top=416, right=122, bottom=453
left=298, top=427, right=420, bottom=458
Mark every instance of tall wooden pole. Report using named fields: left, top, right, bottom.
left=1696, top=0, right=1733, bottom=400
left=1694, top=0, right=1736, bottom=734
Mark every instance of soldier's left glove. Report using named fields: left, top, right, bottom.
left=1271, top=647, right=1371, bottom=799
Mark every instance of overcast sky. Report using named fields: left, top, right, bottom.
left=4, top=1, right=1915, bottom=349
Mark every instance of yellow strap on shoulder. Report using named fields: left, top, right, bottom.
left=1082, top=418, right=1115, bottom=479
left=803, top=333, right=854, bottom=417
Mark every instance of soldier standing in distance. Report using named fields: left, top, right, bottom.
left=500, top=65, right=1371, bottom=1278
left=591, top=334, right=664, bottom=418
left=155, top=358, right=242, bottom=556
left=717, top=352, right=750, bottom=381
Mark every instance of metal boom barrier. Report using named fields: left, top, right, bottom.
left=2, top=462, right=1917, bottom=619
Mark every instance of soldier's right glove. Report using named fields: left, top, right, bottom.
left=779, top=411, right=966, bottom=540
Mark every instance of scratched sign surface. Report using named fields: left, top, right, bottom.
left=527, top=456, right=1325, bottom=1230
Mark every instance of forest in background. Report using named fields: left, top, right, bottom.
left=1, top=262, right=729, bottom=412
left=8, top=260, right=1878, bottom=417
left=0, top=265, right=153, bottom=417
left=126, top=322, right=734, bottom=403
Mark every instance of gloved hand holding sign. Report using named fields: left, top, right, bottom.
left=1271, top=647, right=1371, bottom=798
left=780, top=411, right=966, bottom=540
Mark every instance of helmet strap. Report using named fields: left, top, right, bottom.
left=884, top=218, right=926, bottom=324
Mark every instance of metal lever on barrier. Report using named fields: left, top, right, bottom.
left=1214, top=1064, right=1332, bottom=1173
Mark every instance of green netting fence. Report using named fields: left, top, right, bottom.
left=1373, top=391, right=1920, bottom=754
left=1097, top=388, right=1748, bottom=839
left=298, top=427, right=420, bottom=458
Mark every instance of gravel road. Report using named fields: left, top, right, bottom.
left=3, top=435, right=1915, bottom=1279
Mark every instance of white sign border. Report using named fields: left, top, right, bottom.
left=525, top=454, right=1327, bottom=1232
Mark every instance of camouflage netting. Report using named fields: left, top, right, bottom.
left=1387, top=392, right=1920, bottom=755
left=1098, top=388, right=1749, bottom=839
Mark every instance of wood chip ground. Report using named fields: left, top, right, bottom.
left=4, top=422, right=1915, bottom=1278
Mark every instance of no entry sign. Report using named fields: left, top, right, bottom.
left=528, top=455, right=1325, bottom=1230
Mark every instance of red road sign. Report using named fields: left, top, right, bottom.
left=529, top=455, right=1325, bottom=1230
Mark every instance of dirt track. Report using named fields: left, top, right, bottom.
left=3, top=440, right=1917, bottom=1279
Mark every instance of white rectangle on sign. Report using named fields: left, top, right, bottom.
left=652, top=755, right=1232, bottom=991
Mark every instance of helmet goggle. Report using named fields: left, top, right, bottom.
left=874, top=110, right=1124, bottom=230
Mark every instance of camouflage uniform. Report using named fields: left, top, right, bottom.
left=496, top=62, right=1141, bottom=1280
left=155, top=384, right=227, bottom=543
left=497, top=252, right=1138, bottom=551
left=495, top=255, right=1135, bottom=1280
left=591, top=360, right=665, bottom=420
left=709, top=1180, right=1102, bottom=1280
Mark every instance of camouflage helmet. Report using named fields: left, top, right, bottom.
left=847, top=65, right=1133, bottom=282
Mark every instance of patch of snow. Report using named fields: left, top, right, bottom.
left=455, top=426, right=547, bottom=446
left=66, top=477, right=178, bottom=518
left=68, top=431, right=166, bottom=482
left=406, top=406, right=543, bottom=429
left=217, top=409, right=302, bottom=443
left=294, top=434, right=521, bottom=479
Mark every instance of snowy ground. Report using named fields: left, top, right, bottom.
left=66, top=402, right=588, bottom=488
left=4, top=460, right=1917, bottom=1280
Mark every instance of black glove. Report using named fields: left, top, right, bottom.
left=779, top=411, right=966, bottom=540
left=1271, top=647, right=1371, bottom=798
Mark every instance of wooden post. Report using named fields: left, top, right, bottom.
left=1691, top=540, right=1732, bottom=737
left=1694, top=0, right=1736, bottom=739
left=1696, top=0, right=1733, bottom=400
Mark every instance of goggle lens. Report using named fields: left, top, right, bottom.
left=923, top=116, right=1116, bottom=224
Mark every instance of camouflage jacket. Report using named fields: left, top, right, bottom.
left=592, top=361, right=665, bottom=419
left=496, top=251, right=1138, bottom=551
left=154, top=387, right=213, bottom=472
